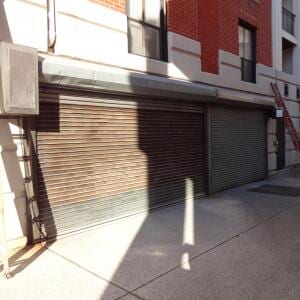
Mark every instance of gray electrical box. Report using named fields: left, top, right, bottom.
left=0, top=42, right=39, bottom=115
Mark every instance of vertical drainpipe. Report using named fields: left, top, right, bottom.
left=47, top=0, right=56, bottom=52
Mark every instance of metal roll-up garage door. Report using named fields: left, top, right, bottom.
left=35, top=88, right=206, bottom=239
left=211, top=105, right=267, bottom=193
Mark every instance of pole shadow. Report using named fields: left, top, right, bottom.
left=0, top=243, right=50, bottom=277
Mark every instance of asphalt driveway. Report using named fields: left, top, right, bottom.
left=1, top=166, right=300, bottom=300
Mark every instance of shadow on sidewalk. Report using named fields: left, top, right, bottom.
left=0, top=243, right=51, bottom=277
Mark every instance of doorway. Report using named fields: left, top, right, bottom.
left=276, top=118, right=285, bottom=170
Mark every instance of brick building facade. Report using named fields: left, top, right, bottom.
left=93, top=0, right=272, bottom=74
left=199, top=0, right=272, bottom=73
left=0, top=0, right=299, bottom=246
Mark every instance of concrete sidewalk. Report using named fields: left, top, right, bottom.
left=1, top=167, right=300, bottom=300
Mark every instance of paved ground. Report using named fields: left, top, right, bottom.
left=1, top=166, right=300, bottom=300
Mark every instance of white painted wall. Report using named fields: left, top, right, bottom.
left=282, top=47, right=293, bottom=74
left=0, top=0, right=47, bottom=51
left=0, top=119, right=27, bottom=249
left=168, top=32, right=201, bottom=81
left=292, top=0, right=300, bottom=78
left=273, top=0, right=300, bottom=77
left=271, top=0, right=300, bottom=170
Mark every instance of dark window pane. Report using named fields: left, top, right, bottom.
left=242, top=58, right=254, bottom=82
left=284, top=84, right=289, bottom=97
left=128, top=20, right=144, bottom=56
left=144, top=26, right=160, bottom=59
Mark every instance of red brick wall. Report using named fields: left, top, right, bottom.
left=220, top=0, right=272, bottom=67
left=199, top=0, right=272, bottom=74
left=198, top=1, right=220, bottom=74
left=167, top=0, right=199, bottom=41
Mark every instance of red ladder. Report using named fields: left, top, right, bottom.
left=270, top=82, right=300, bottom=152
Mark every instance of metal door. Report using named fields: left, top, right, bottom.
left=35, top=87, right=206, bottom=238
left=211, top=105, right=267, bottom=192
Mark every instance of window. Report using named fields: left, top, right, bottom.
left=284, top=83, right=289, bottom=97
left=296, top=87, right=300, bottom=99
left=126, top=0, right=167, bottom=61
left=239, top=22, right=256, bottom=83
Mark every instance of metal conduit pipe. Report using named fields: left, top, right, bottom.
left=47, top=0, right=56, bottom=51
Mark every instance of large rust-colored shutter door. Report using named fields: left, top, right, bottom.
left=35, top=88, right=206, bottom=239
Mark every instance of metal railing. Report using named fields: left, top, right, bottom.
left=282, top=7, right=296, bottom=36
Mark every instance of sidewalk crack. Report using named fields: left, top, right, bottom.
left=45, top=246, right=146, bottom=300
